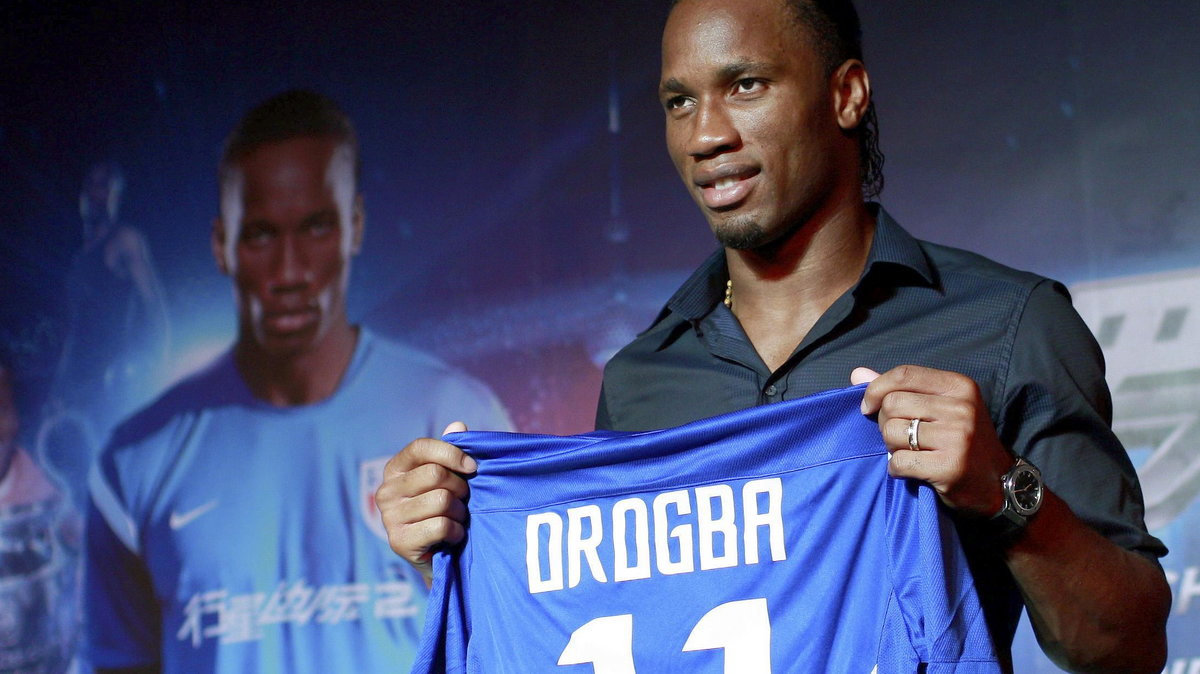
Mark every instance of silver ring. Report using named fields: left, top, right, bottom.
left=906, top=418, right=921, bottom=451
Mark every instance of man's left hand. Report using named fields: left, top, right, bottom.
left=853, top=364, right=1012, bottom=518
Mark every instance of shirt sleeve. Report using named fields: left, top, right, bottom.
left=438, top=372, right=514, bottom=434
left=999, top=279, right=1166, bottom=558
left=85, top=463, right=162, bottom=669
left=594, top=381, right=613, bottom=431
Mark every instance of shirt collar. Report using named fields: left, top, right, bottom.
left=657, top=205, right=933, bottom=328
left=866, top=205, right=933, bottom=286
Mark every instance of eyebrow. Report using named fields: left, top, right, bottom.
left=660, top=77, right=688, bottom=95
left=301, top=208, right=339, bottom=227
left=718, top=59, right=773, bottom=80
left=660, top=59, right=775, bottom=95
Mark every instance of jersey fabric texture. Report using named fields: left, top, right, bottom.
left=86, top=329, right=511, bottom=673
left=415, top=385, right=1000, bottom=673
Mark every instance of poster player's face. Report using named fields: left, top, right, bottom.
left=216, top=136, right=361, bottom=359
left=80, top=164, right=121, bottom=224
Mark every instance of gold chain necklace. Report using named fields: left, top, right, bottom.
left=724, top=278, right=733, bottom=308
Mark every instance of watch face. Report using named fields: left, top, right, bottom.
left=1009, top=465, right=1043, bottom=515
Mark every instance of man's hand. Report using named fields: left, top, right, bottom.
left=852, top=364, right=1012, bottom=518
left=375, top=422, right=473, bottom=586
left=854, top=365, right=1170, bottom=671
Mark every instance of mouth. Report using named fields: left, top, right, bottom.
left=262, top=306, right=319, bottom=335
left=696, top=167, right=760, bottom=210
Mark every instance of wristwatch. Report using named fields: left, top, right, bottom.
left=989, top=457, right=1043, bottom=544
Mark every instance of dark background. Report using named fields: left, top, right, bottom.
left=2, top=2, right=1197, bottom=668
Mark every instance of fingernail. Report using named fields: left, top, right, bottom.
left=462, top=456, right=477, bottom=473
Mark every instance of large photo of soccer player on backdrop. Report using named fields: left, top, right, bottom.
left=1, top=1, right=1198, bottom=672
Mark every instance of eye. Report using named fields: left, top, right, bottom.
left=304, top=218, right=336, bottom=238
left=239, top=224, right=274, bottom=247
left=664, top=95, right=695, bottom=112
left=733, top=78, right=764, bottom=95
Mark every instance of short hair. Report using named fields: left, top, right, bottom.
left=669, top=0, right=885, bottom=199
left=785, top=0, right=884, bottom=198
left=219, top=89, right=360, bottom=188
left=83, top=160, right=126, bottom=196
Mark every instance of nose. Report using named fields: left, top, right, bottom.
left=686, top=98, right=740, bottom=159
left=270, top=233, right=310, bottom=291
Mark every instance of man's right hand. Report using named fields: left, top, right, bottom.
left=376, top=422, right=474, bottom=586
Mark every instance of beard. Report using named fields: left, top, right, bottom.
left=712, top=214, right=769, bottom=250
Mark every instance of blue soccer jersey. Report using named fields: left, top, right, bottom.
left=86, top=330, right=511, bottom=673
left=414, top=385, right=1000, bottom=673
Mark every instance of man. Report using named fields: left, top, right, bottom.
left=85, top=90, right=510, bottom=673
left=46, top=160, right=170, bottom=506
left=377, top=1, right=1170, bottom=671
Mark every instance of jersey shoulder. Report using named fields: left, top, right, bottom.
left=353, top=330, right=512, bottom=431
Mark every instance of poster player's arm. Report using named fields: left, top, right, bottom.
left=86, top=478, right=164, bottom=673
left=376, top=422, right=475, bottom=587
left=112, top=226, right=171, bottom=361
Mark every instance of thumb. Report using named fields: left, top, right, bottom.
left=441, top=421, right=468, bottom=436
left=850, top=367, right=880, bottom=386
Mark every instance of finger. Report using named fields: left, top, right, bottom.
left=442, top=421, right=468, bottom=435
left=850, top=366, right=880, bottom=386
left=376, top=465, right=469, bottom=520
left=399, top=462, right=472, bottom=501
left=881, top=416, right=937, bottom=453
left=406, top=516, right=468, bottom=552
left=876, top=390, right=935, bottom=424
left=882, top=394, right=976, bottom=440
left=883, top=416, right=919, bottom=452
left=885, top=448, right=948, bottom=480
left=861, top=364, right=972, bottom=414
left=386, top=436, right=476, bottom=477
left=389, top=516, right=468, bottom=565
left=387, top=488, right=469, bottom=526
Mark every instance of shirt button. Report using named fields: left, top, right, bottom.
left=764, top=384, right=778, bottom=397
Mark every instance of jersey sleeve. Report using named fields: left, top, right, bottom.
left=85, top=461, right=162, bottom=669
left=411, top=545, right=471, bottom=674
left=880, top=479, right=999, bottom=672
left=431, top=370, right=514, bottom=434
left=1000, top=280, right=1165, bottom=558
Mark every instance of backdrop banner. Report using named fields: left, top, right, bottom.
left=2, top=2, right=1197, bottom=671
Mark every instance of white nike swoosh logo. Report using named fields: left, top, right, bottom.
left=169, top=501, right=219, bottom=530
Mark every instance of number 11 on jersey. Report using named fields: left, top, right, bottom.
left=557, top=598, right=771, bottom=673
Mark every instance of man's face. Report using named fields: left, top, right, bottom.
left=214, top=136, right=362, bottom=359
left=660, top=0, right=846, bottom=250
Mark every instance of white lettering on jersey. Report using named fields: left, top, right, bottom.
left=696, top=484, right=737, bottom=570
left=527, top=478, right=786, bottom=594
left=613, top=498, right=651, bottom=582
left=527, top=512, right=564, bottom=593
left=653, top=490, right=694, bottom=575
left=569, top=505, right=607, bottom=589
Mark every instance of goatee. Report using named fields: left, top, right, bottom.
left=713, top=217, right=768, bottom=250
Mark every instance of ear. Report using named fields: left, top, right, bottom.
left=212, top=217, right=231, bottom=275
left=832, top=59, right=871, bottom=132
left=350, top=193, right=365, bottom=255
